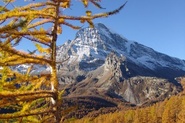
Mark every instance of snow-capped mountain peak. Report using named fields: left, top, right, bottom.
left=56, top=23, right=185, bottom=81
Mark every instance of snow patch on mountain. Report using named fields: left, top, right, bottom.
left=136, top=56, right=156, bottom=69
left=12, top=64, right=50, bottom=75
left=56, top=23, right=185, bottom=74
left=125, top=40, right=134, bottom=53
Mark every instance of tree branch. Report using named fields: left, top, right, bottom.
left=59, top=2, right=127, bottom=21
left=0, top=44, right=51, bottom=65
left=0, top=90, right=54, bottom=98
left=0, top=108, right=54, bottom=119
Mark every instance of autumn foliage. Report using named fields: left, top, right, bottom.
left=0, top=0, right=126, bottom=122
left=65, top=78, right=185, bottom=123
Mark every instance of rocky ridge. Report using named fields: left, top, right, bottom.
left=56, top=23, right=185, bottom=105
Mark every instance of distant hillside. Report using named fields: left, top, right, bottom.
left=64, top=77, right=185, bottom=123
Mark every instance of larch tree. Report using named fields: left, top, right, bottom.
left=0, top=0, right=127, bottom=122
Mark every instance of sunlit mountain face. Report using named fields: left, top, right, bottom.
left=54, top=23, right=185, bottom=106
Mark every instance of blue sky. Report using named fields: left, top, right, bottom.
left=59, top=0, right=185, bottom=60
left=4, top=0, right=185, bottom=60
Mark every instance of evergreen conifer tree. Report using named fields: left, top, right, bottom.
left=0, top=0, right=126, bottom=122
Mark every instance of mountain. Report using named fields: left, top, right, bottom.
left=11, top=64, right=50, bottom=75
left=56, top=23, right=185, bottom=106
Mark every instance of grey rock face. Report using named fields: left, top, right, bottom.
left=104, top=52, right=124, bottom=82
left=56, top=23, right=185, bottom=105
left=113, top=77, right=179, bottom=105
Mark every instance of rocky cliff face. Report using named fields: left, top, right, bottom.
left=113, top=77, right=178, bottom=105
left=56, top=23, right=185, bottom=105
left=60, top=51, right=181, bottom=105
